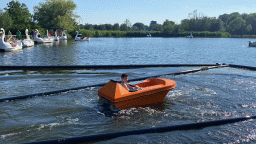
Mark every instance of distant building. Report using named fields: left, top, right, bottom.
left=149, top=20, right=157, bottom=31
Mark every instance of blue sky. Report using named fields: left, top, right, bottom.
left=1, top=0, right=256, bottom=26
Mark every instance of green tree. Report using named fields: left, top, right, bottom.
left=151, top=24, right=162, bottom=31
left=246, top=24, right=252, bottom=33
left=131, top=26, right=138, bottom=31
left=133, top=22, right=145, bottom=31
left=120, top=23, right=128, bottom=31
left=163, top=19, right=175, bottom=27
left=219, top=14, right=229, bottom=27
left=227, top=12, right=240, bottom=25
left=113, top=23, right=120, bottom=31
left=209, top=18, right=224, bottom=32
left=124, top=19, right=131, bottom=30
left=198, top=17, right=210, bottom=31
left=162, top=19, right=175, bottom=34
left=98, top=24, right=106, bottom=30
left=227, top=17, right=246, bottom=35
left=244, top=13, right=256, bottom=34
left=104, top=24, right=113, bottom=30
left=0, top=9, right=13, bottom=31
left=180, top=19, right=190, bottom=32
left=4, top=0, right=31, bottom=31
left=79, top=24, right=84, bottom=29
left=33, top=0, right=79, bottom=32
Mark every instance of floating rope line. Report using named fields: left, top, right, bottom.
left=22, top=115, right=256, bottom=144
left=0, top=64, right=219, bottom=71
left=0, top=65, right=227, bottom=103
left=228, top=64, right=256, bottom=71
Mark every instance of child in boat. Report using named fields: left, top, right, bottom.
left=121, top=73, right=142, bottom=91
left=11, top=37, right=17, bottom=47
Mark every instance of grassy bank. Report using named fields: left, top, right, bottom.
left=76, top=29, right=231, bottom=38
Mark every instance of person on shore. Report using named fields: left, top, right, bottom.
left=8, top=31, right=12, bottom=40
left=16, top=30, right=21, bottom=40
left=31, top=29, right=34, bottom=39
left=121, top=73, right=142, bottom=91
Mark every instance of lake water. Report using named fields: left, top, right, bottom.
left=0, top=38, right=256, bottom=144
left=0, top=38, right=255, bottom=66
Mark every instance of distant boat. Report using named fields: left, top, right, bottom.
left=147, top=33, right=151, bottom=37
left=186, top=32, right=193, bottom=38
left=75, top=31, right=90, bottom=41
left=248, top=41, right=256, bottom=47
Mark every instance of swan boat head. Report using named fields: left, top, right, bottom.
left=0, top=28, right=5, bottom=44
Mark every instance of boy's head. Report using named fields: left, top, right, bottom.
left=121, top=73, right=128, bottom=82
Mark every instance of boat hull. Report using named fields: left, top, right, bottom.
left=98, top=78, right=177, bottom=109
left=249, top=41, right=256, bottom=47
left=99, top=89, right=170, bottom=109
left=0, top=41, right=23, bottom=52
left=22, top=39, right=34, bottom=47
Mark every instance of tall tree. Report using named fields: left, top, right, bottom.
left=162, top=19, right=175, bottom=34
left=180, top=19, right=190, bottom=31
left=4, top=0, right=31, bottom=31
left=84, top=23, right=93, bottom=30
left=124, top=19, right=131, bottom=30
left=104, top=24, right=113, bottom=30
left=33, top=0, right=79, bottom=32
left=151, top=24, right=162, bottom=31
left=226, top=17, right=246, bottom=35
left=120, top=23, right=128, bottom=31
left=0, top=9, right=13, bottom=31
left=219, top=14, right=229, bottom=27
left=209, top=18, right=224, bottom=32
left=113, top=23, right=120, bottom=31
left=133, top=22, right=145, bottom=31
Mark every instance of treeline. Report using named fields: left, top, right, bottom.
left=79, top=11, right=256, bottom=37
left=0, top=0, right=79, bottom=39
left=0, top=0, right=255, bottom=38
left=78, top=29, right=230, bottom=38
left=180, top=12, right=255, bottom=35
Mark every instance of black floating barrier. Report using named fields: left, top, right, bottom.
left=0, top=65, right=226, bottom=103
left=22, top=115, right=256, bottom=144
left=0, top=64, right=218, bottom=71
left=0, top=83, right=105, bottom=103
left=229, top=64, right=256, bottom=71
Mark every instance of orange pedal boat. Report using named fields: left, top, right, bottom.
left=98, top=78, right=177, bottom=109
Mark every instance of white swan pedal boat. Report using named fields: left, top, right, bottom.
left=59, top=30, right=67, bottom=40
left=53, top=31, right=59, bottom=41
left=0, top=28, right=23, bottom=52
left=34, top=29, right=54, bottom=44
left=75, top=31, right=90, bottom=41
left=22, top=29, right=34, bottom=47
left=186, top=32, right=193, bottom=38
